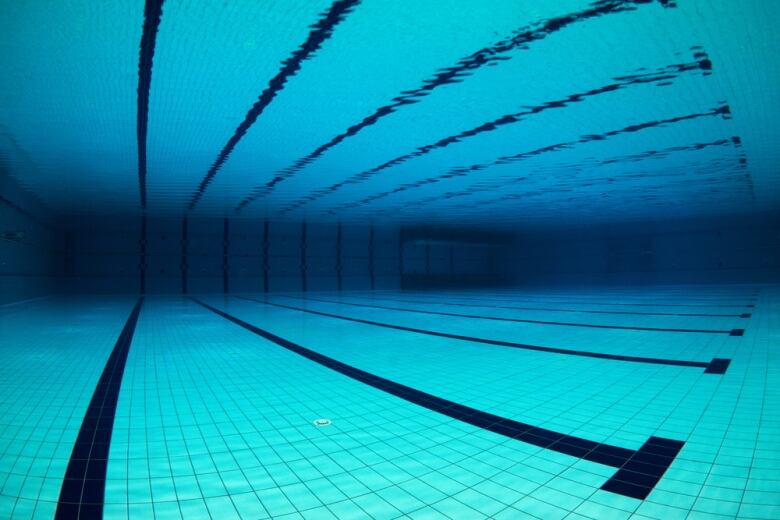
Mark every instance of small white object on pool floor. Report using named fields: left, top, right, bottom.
left=313, top=418, right=332, bottom=427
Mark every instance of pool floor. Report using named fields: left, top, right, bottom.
left=0, top=285, right=777, bottom=519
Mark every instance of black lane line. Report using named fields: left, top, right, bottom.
left=399, top=293, right=754, bottom=309
left=187, top=0, right=361, bottom=210
left=136, top=0, right=164, bottom=210
left=235, top=296, right=730, bottom=374
left=444, top=291, right=755, bottom=305
left=55, top=298, right=144, bottom=519
left=281, top=295, right=742, bottom=336
left=235, top=0, right=672, bottom=213
left=335, top=294, right=751, bottom=318
left=193, top=297, right=684, bottom=500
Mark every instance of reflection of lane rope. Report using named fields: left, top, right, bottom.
left=344, top=105, right=732, bottom=214
left=188, top=0, right=363, bottom=211
left=236, top=0, right=677, bottom=214
left=283, top=53, right=713, bottom=215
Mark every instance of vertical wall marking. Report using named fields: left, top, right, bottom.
left=262, top=220, right=270, bottom=293
left=139, top=215, right=147, bottom=294
left=369, top=223, right=375, bottom=290
left=301, top=221, right=308, bottom=292
left=181, top=216, right=188, bottom=294
left=336, top=222, right=343, bottom=291
left=399, top=227, right=405, bottom=290
left=223, top=217, right=230, bottom=294
left=449, top=245, right=455, bottom=281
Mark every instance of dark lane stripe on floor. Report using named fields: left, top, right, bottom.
left=447, top=293, right=758, bottom=304
left=193, top=297, right=683, bottom=500
left=235, top=296, right=730, bottom=374
left=55, top=297, right=144, bottom=520
left=281, top=296, right=743, bottom=335
left=334, top=295, right=752, bottom=318
left=399, top=294, right=755, bottom=309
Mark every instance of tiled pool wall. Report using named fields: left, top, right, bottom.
left=2, top=198, right=779, bottom=304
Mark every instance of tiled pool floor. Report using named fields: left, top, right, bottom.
left=0, top=285, right=777, bottom=519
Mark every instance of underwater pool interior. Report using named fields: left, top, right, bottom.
left=1, top=1, right=780, bottom=519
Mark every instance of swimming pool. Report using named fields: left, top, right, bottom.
left=2, top=0, right=779, bottom=518
left=1, top=285, right=776, bottom=518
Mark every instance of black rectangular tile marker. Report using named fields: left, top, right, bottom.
left=192, top=297, right=685, bottom=500
left=236, top=296, right=729, bottom=374
left=55, top=297, right=144, bottom=519
left=601, top=436, right=684, bottom=500
left=285, top=295, right=740, bottom=335
left=704, top=358, right=731, bottom=374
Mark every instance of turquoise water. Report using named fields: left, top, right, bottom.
left=1, top=0, right=778, bottom=518
left=1, top=1, right=777, bottom=222
left=1, top=286, right=777, bottom=518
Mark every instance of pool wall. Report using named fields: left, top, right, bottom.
left=44, top=214, right=507, bottom=295
left=4, top=184, right=777, bottom=302
left=507, top=211, right=780, bottom=286
left=0, top=172, right=64, bottom=304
